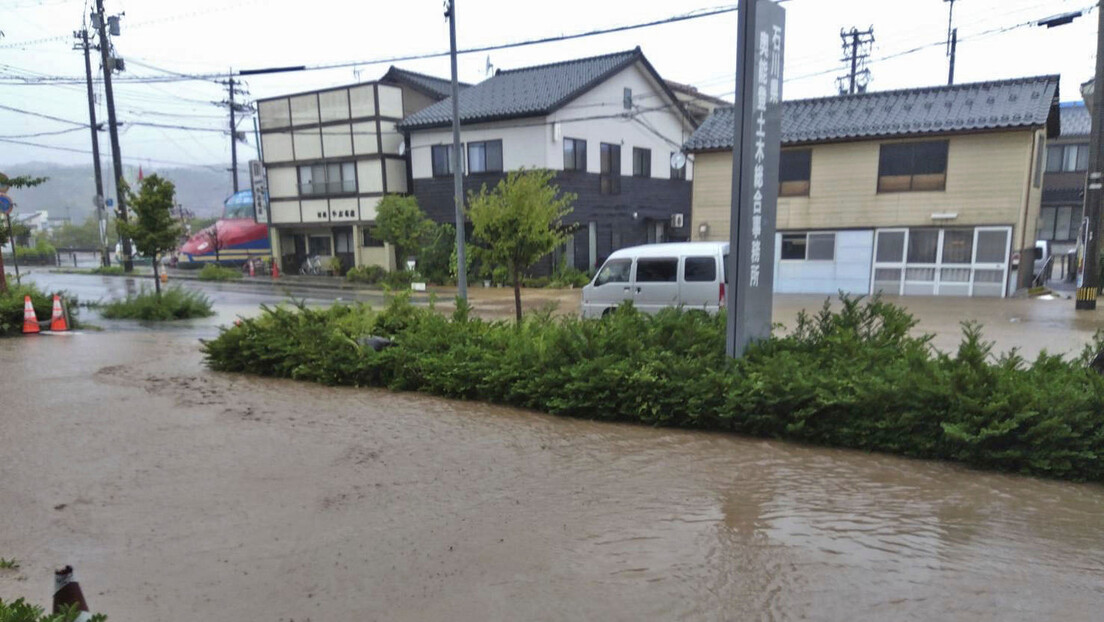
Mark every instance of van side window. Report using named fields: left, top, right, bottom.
left=594, top=258, right=632, bottom=286
left=684, top=256, right=716, bottom=282
left=636, top=258, right=678, bottom=282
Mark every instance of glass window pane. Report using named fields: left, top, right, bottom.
left=468, top=143, right=486, bottom=173
left=879, top=143, right=912, bottom=177
left=780, top=233, right=807, bottom=260
left=594, top=258, right=631, bottom=286
left=1055, top=207, right=1073, bottom=241
left=807, top=233, right=835, bottom=260
left=1076, top=144, right=1089, bottom=171
left=1064, top=146, right=1078, bottom=172
left=600, top=143, right=611, bottom=174
left=683, top=257, right=716, bottom=282
left=876, top=231, right=905, bottom=262
left=912, top=141, right=948, bottom=175
left=563, top=140, right=574, bottom=170
left=1038, top=207, right=1057, bottom=241
left=941, top=229, right=973, bottom=264
left=907, top=229, right=939, bottom=263
left=780, top=149, right=812, bottom=182
left=577, top=140, right=587, bottom=172
left=1068, top=206, right=1083, bottom=240
left=975, top=229, right=1008, bottom=263
left=636, top=258, right=678, bottom=282
left=342, top=162, right=356, bottom=192
left=1046, top=146, right=1063, bottom=172
left=487, top=140, right=503, bottom=171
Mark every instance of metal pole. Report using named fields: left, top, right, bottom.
left=78, top=28, right=110, bottom=267
left=1077, top=0, right=1104, bottom=310
left=94, top=0, right=132, bottom=273
left=448, top=0, right=467, bottom=301
left=947, top=28, right=958, bottom=85
left=727, top=0, right=754, bottom=358
left=848, top=29, right=859, bottom=94
left=6, top=213, right=20, bottom=285
left=229, top=70, right=239, bottom=193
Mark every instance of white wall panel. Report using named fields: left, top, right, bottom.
left=267, top=167, right=298, bottom=199
left=352, top=121, right=378, bottom=155
left=380, top=121, right=402, bottom=154
left=261, top=132, right=294, bottom=163
left=359, top=196, right=381, bottom=221
left=378, top=84, right=403, bottom=118
left=321, top=124, right=353, bottom=158
left=318, top=89, right=349, bottom=123
left=349, top=85, right=376, bottom=118
left=270, top=200, right=300, bottom=224
left=258, top=99, right=290, bottom=130
left=289, top=94, right=319, bottom=126
left=301, top=199, right=330, bottom=223
left=385, top=158, right=407, bottom=193
left=357, top=160, right=383, bottom=193
left=773, top=230, right=874, bottom=294
left=329, top=198, right=358, bottom=222
left=293, top=128, right=322, bottom=160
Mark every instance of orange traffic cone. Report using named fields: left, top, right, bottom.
left=53, top=565, right=92, bottom=620
left=249, top=260, right=255, bottom=277
left=22, top=296, right=40, bottom=334
left=271, top=260, right=280, bottom=279
left=50, top=295, right=69, bottom=332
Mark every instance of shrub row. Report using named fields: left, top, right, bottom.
left=202, top=295, right=1104, bottom=482
left=98, top=286, right=214, bottom=321
left=0, top=282, right=79, bottom=336
left=197, top=264, right=242, bottom=281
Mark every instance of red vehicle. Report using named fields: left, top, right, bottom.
left=178, top=190, right=270, bottom=266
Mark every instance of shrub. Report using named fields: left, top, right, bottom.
left=418, top=223, right=456, bottom=285
left=0, top=598, right=106, bottom=622
left=12, top=241, right=57, bottom=265
left=203, top=295, right=1104, bottom=482
left=383, top=269, right=416, bottom=290
left=99, top=286, right=214, bottom=321
left=346, top=265, right=387, bottom=284
left=1, top=283, right=79, bottom=336
left=197, top=264, right=241, bottom=281
left=90, top=266, right=125, bottom=276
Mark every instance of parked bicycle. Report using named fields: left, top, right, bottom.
left=299, top=255, right=324, bottom=276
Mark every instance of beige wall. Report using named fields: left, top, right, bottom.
left=691, top=130, right=1041, bottom=254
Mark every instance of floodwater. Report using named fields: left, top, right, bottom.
left=2, top=325, right=1103, bottom=621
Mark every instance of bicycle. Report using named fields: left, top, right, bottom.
left=299, top=255, right=324, bottom=276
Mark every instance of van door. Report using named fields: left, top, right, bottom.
left=681, top=255, right=719, bottom=311
left=586, top=257, right=634, bottom=316
left=633, top=257, right=679, bottom=313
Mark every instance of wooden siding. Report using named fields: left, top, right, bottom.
left=691, top=130, right=1040, bottom=249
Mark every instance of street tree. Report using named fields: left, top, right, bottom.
left=117, top=174, right=183, bottom=297
left=0, top=172, right=48, bottom=293
left=467, top=169, right=576, bottom=322
left=49, top=215, right=117, bottom=249
left=202, top=223, right=223, bottom=265
left=375, top=194, right=433, bottom=268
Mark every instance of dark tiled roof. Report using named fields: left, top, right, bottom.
left=1059, top=102, right=1090, bottom=136
left=399, top=48, right=660, bottom=129
left=685, top=75, right=1061, bottom=151
left=381, top=66, right=468, bottom=100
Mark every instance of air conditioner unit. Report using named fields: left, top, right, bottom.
left=670, top=213, right=684, bottom=228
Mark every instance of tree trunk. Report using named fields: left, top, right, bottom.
left=0, top=244, right=7, bottom=294
left=153, top=256, right=162, bottom=298
left=512, top=264, right=522, bottom=323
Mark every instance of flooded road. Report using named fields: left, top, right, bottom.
left=2, top=324, right=1103, bottom=621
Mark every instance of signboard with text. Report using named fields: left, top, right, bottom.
left=727, top=0, right=785, bottom=357
left=249, top=160, right=269, bottom=225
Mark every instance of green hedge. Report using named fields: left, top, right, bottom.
left=197, top=264, right=242, bottom=281
left=99, top=286, right=214, bottom=321
left=0, top=598, right=106, bottom=622
left=1, top=283, right=78, bottom=336
left=202, top=294, right=1104, bottom=482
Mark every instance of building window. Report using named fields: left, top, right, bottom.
left=362, top=225, right=385, bottom=247
left=779, top=149, right=812, bottom=196
left=564, top=138, right=587, bottom=171
left=632, top=147, right=651, bottom=178
left=467, top=140, right=503, bottom=174
left=600, top=142, right=621, bottom=195
left=780, top=232, right=835, bottom=260
left=432, top=144, right=455, bottom=177
left=309, top=235, right=332, bottom=255
left=1038, top=205, right=1081, bottom=241
left=1045, top=144, right=1089, bottom=173
left=298, top=161, right=355, bottom=196
left=877, top=140, right=948, bottom=192
left=670, top=151, right=686, bottom=180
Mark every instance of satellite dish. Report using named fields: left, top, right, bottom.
left=670, top=152, right=687, bottom=170
left=398, top=142, right=407, bottom=157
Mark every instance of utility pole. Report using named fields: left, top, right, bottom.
left=1077, top=1, right=1104, bottom=310
left=445, top=0, right=467, bottom=301
left=74, top=28, right=110, bottom=267
left=217, top=72, right=250, bottom=193
left=948, top=28, right=958, bottom=85
left=93, top=0, right=132, bottom=272
left=837, top=27, right=874, bottom=95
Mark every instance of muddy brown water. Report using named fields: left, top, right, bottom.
left=2, top=330, right=1103, bottom=621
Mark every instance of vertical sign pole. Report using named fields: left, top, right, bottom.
left=728, top=0, right=785, bottom=358
left=6, top=213, right=21, bottom=285
left=1077, top=0, right=1104, bottom=310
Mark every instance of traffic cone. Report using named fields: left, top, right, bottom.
left=249, top=260, right=255, bottom=277
left=271, top=260, right=279, bottom=279
left=22, top=296, right=40, bottom=334
left=53, top=565, right=92, bottom=621
left=50, top=295, right=69, bottom=332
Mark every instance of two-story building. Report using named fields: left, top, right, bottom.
left=1040, top=101, right=1089, bottom=257
left=256, top=67, right=463, bottom=273
left=686, top=75, right=1061, bottom=298
left=398, top=47, right=699, bottom=273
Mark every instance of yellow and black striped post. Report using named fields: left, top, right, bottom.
left=1076, top=286, right=1099, bottom=309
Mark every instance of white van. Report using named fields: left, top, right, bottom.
left=580, top=242, right=729, bottom=318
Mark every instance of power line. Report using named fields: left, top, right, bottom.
left=0, top=102, right=88, bottom=126
left=0, top=136, right=224, bottom=168
left=0, top=126, right=88, bottom=139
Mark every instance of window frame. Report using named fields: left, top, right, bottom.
left=431, top=144, right=459, bottom=177
left=563, top=137, right=587, bottom=171
left=467, top=139, right=503, bottom=174
left=593, top=258, right=632, bottom=286
left=600, top=142, right=621, bottom=195
left=632, top=147, right=651, bottom=178
left=635, top=257, right=678, bottom=282
left=683, top=256, right=717, bottom=282
left=362, top=225, right=385, bottom=248
left=876, top=140, right=949, bottom=193
left=297, top=161, right=357, bottom=197
left=780, top=232, right=836, bottom=261
left=779, top=148, right=812, bottom=197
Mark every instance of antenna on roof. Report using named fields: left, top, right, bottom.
left=485, top=55, right=494, bottom=77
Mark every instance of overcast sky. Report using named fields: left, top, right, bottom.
left=0, top=0, right=1097, bottom=182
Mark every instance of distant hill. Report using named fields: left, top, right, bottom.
left=4, top=161, right=248, bottom=223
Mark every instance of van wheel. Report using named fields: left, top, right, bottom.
left=601, top=308, right=613, bottom=318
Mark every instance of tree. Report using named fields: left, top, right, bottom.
left=467, top=169, right=575, bottom=322
left=202, top=223, right=223, bottom=265
left=0, top=172, right=48, bottom=293
left=375, top=194, right=433, bottom=269
left=117, top=175, right=183, bottom=297
left=48, top=215, right=117, bottom=249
